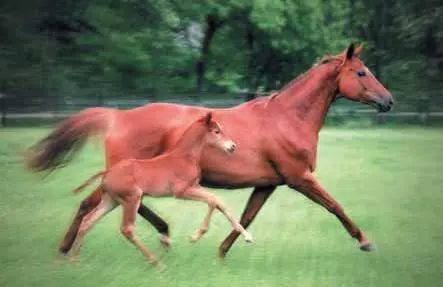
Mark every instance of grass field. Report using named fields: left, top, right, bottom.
left=1, top=127, right=442, bottom=287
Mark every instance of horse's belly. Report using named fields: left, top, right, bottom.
left=200, top=153, right=282, bottom=189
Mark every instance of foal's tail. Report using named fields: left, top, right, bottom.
left=24, top=107, right=116, bottom=173
left=73, top=171, right=106, bottom=195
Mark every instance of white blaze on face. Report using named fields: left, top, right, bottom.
left=213, top=122, right=236, bottom=153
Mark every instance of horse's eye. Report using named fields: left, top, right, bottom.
left=214, top=130, right=220, bottom=134
left=357, top=70, right=366, bottom=77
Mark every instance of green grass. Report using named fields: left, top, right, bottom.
left=1, top=127, right=442, bottom=287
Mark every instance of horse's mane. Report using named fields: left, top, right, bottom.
left=259, top=53, right=344, bottom=106
left=278, top=54, right=343, bottom=94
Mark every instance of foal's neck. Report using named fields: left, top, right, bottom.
left=274, top=62, right=339, bottom=135
left=171, top=123, right=207, bottom=162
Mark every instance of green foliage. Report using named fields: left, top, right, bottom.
left=0, top=0, right=442, bottom=109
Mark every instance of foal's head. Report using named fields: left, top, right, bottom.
left=335, top=43, right=394, bottom=112
left=199, top=112, right=236, bottom=154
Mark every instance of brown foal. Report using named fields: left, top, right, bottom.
left=70, top=112, right=253, bottom=268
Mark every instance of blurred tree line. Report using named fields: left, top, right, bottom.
left=0, top=0, right=442, bottom=110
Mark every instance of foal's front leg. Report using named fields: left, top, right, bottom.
left=190, top=205, right=215, bottom=242
left=176, top=187, right=254, bottom=243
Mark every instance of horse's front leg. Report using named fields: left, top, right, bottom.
left=287, top=170, right=375, bottom=251
left=218, top=185, right=276, bottom=258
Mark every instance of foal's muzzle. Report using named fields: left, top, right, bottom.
left=223, top=140, right=236, bottom=153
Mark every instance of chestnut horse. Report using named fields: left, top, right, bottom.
left=69, top=112, right=252, bottom=268
left=26, top=43, right=394, bottom=257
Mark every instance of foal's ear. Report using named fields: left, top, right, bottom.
left=204, top=112, right=212, bottom=126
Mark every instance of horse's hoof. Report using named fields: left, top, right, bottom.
left=217, top=248, right=227, bottom=260
left=359, top=241, right=376, bottom=252
left=159, top=234, right=171, bottom=249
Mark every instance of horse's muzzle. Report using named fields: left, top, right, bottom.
left=374, top=94, right=394, bottom=113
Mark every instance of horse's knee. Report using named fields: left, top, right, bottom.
left=120, top=225, right=134, bottom=239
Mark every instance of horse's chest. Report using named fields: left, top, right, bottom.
left=273, top=135, right=317, bottom=172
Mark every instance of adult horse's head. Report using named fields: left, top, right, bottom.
left=336, top=43, right=394, bottom=112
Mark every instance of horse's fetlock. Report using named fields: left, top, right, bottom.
left=328, top=203, right=343, bottom=214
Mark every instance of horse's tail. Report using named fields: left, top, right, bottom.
left=25, top=107, right=115, bottom=173
left=73, top=171, right=106, bottom=195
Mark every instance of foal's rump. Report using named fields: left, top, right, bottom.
left=73, top=171, right=106, bottom=194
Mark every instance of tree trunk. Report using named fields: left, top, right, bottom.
left=195, top=15, right=223, bottom=101
left=245, top=19, right=256, bottom=98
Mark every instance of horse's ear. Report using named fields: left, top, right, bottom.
left=354, top=44, right=363, bottom=58
left=204, top=112, right=212, bottom=126
left=346, top=42, right=355, bottom=60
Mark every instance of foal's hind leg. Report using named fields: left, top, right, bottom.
left=71, top=193, right=117, bottom=259
left=119, top=192, right=163, bottom=269
left=190, top=205, right=216, bottom=242
left=176, top=187, right=253, bottom=243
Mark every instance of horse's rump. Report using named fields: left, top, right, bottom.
left=25, top=107, right=116, bottom=173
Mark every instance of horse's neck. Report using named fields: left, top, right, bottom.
left=274, top=63, right=338, bottom=135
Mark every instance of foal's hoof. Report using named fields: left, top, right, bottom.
left=159, top=235, right=171, bottom=249
left=68, top=254, right=79, bottom=263
left=359, top=241, right=376, bottom=252
left=189, top=235, right=200, bottom=243
left=244, top=233, right=254, bottom=243
left=154, top=261, right=166, bottom=272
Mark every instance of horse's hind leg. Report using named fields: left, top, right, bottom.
left=119, top=192, right=163, bottom=269
left=59, top=186, right=103, bottom=254
left=219, top=185, right=276, bottom=258
left=176, top=187, right=253, bottom=243
left=70, top=193, right=117, bottom=259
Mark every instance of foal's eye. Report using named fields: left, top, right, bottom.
left=214, top=130, right=220, bottom=134
left=357, top=70, right=366, bottom=77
